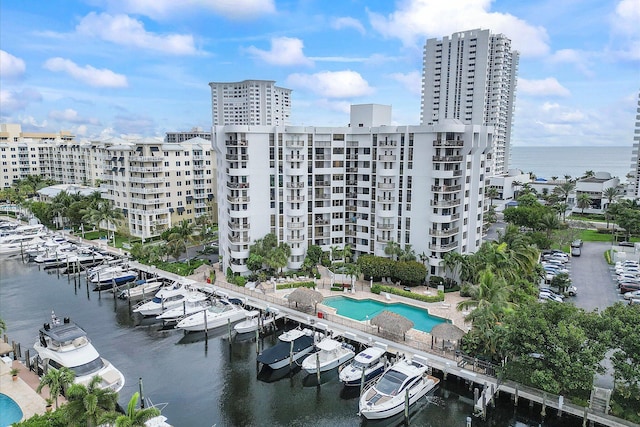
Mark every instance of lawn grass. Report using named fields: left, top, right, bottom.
left=579, top=229, right=616, bottom=242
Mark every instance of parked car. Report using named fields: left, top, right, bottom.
left=539, top=288, right=565, bottom=299
left=539, top=292, right=563, bottom=303
left=620, top=283, right=640, bottom=294
left=619, top=241, right=635, bottom=247
left=565, top=285, right=578, bottom=296
left=571, top=247, right=581, bottom=257
left=622, top=289, right=640, bottom=300
left=571, top=239, right=583, bottom=248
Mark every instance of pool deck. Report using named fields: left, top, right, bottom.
left=0, top=357, right=55, bottom=421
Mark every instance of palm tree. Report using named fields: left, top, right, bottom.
left=603, top=187, right=621, bottom=225
left=440, top=251, right=463, bottom=280
left=113, top=392, right=161, bottom=427
left=553, top=181, right=575, bottom=220
left=36, top=366, right=75, bottom=409
left=512, top=180, right=522, bottom=198
left=539, top=213, right=561, bottom=240
left=457, top=269, right=513, bottom=329
left=398, top=244, right=416, bottom=262
left=576, top=193, right=592, bottom=214
left=551, top=176, right=558, bottom=182
left=564, top=174, right=572, bottom=183
left=83, top=200, right=123, bottom=240
left=342, top=244, right=352, bottom=263
left=64, top=376, right=118, bottom=426
left=344, top=263, right=361, bottom=290
left=384, top=240, right=401, bottom=260
left=583, top=170, right=595, bottom=179
left=486, top=186, right=499, bottom=206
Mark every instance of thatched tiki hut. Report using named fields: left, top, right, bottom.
left=287, top=287, right=323, bottom=313
left=370, top=310, right=414, bottom=340
left=430, top=322, right=466, bottom=351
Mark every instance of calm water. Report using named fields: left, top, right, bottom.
left=322, top=296, right=447, bottom=333
left=510, top=146, right=632, bottom=182
left=0, top=258, right=588, bottom=427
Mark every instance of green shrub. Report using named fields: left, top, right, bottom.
left=371, top=284, right=382, bottom=294
left=375, top=285, right=445, bottom=303
left=604, top=249, right=615, bottom=265
left=460, top=283, right=475, bottom=297
left=429, top=275, right=445, bottom=287
left=276, top=281, right=316, bottom=290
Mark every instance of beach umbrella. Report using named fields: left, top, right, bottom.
left=370, top=310, right=414, bottom=339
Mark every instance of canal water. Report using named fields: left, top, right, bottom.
left=0, top=257, right=588, bottom=427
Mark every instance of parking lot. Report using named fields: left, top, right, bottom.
left=569, top=241, right=633, bottom=311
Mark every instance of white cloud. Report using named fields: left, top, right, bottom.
left=246, top=37, right=313, bottom=66
left=113, top=114, right=155, bottom=135
left=0, top=88, right=42, bottom=112
left=368, top=0, right=549, bottom=57
left=76, top=12, right=199, bottom=55
left=613, top=0, right=640, bottom=37
left=518, top=78, right=570, bottom=97
left=48, top=109, right=101, bottom=125
left=44, top=58, right=128, bottom=88
left=100, top=0, right=276, bottom=20
left=548, top=49, right=594, bottom=76
left=19, top=116, right=48, bottom=129
left=286, top=70, right=374, bottom=98
left=389, top=71, right=422, bottom=95
left=332, top=17, right=366, bottom=34
left=0, top=50, right=26, bottom=79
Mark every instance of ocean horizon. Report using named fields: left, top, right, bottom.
left=510, top=145, right=632, bottom=182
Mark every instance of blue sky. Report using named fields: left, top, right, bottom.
left=1, top=0, right=638, bottom=146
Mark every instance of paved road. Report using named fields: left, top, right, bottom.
left=569, top=241, right=623, bottom=311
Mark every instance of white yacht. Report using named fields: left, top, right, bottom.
left=233, top=309, right=279, bottom=334
left=256, top=328, right=322, bottom=370
left=339, top=344, right=388, bottom=387
left=358, top=355, right=439, bottom=420
left=301, top=336, right=355, bottom=375
left=0, top=234, right=45, bottom=255
left=175, top=299, right=248, bottom=332
left=156, top=292, right=212, bottom=322
left=132, top=280, right=201, bottom=317
left=118, top=280, right=165, bottom=302
left=32, top=312, right=125, bottom=393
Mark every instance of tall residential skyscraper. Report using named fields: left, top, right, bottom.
left=421, top=29, right=519, bottom=175
left=628, top=91, right=640, bottom=197
left=209, top=80, right=292, bottom=126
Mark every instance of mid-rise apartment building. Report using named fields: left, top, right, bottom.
left=209, top=80, right=291, bottom=127
left=628, top=92, right=640, bottom=198
left=213, top=105, right=493, bottom=276
left=0, top=124, right=217, bottom=240
left=421, top=29, right=519, bottom=175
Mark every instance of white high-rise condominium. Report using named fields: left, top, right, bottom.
left=628, top=91, right=640, bottom=198
left=209, top=80, right=292, bottom=126
left=421, top=29, right=519, bottom=175
left=213, top=104, right=493, bottom=276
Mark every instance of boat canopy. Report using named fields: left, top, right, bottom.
left=40, top=322, right=87, bottom=343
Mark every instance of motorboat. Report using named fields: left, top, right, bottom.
left=132, top=280, right=201, bottom=317
left=301, top=336, right=355, bottom=375
left=0, top=234, right=45, bottom=255
left=358, top=355, right=439, bottom=420
left=175, top=299, right=248, bottom=332
left=234, top=308, right=279, bottom=334
left=91, top=266, right=138, bottom=290
left=32, top=312, right=125, bottom=393
left=118, top=280, right=165, bottom=301
left=256, top=328, right=322, bottom=370
left=156, top=292, right=212, bottom=322
left=339, top=344, right=388, bottom=387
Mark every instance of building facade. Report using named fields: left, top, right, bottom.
left=421, top=29, right=519, bottom=176
left=165, top=127, right=212, bottom=143
left=209, top=80, right=292, bottom=127
left=213, top=105, right=493, bottom=276
left=628, top=92, right=640, bottom=198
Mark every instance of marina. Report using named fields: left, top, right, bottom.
left=0, top=223, right=626, bottom=426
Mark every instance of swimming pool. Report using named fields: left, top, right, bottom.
left=0, top=393, right=23, bottom=427
left=322, top=296, right=448, bottom=333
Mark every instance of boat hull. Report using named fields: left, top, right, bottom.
left=359, top=377, right=438, bottom=420
left=302, top=351, right=354, bottom=375
left=257, top=334, right=316, bottom=370
left=339, top=364, right=386, bottom=387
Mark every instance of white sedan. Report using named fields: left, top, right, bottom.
left=623, top=290, right=640, bottom=300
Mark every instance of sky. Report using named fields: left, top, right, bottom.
left=0, top=0, right=638, bottom=147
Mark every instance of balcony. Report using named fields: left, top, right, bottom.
left=430, top=199, right=461, bottom=208
left=195, top=202, right=206, bottom=209
left=227, top=195, right=250, bottom=203
left=346, top=192, right=357, bottom=199
left=287, top=196, right=305, bottom=202
left=314, top=180, right=329, bottom=187
left=286, top=235, right=305, bottom=242
left=286, top=155, right=305, bottom=161
left=376, top=235, right=393, bottom=243
left=432, top=155, right=463, bottom=162
left=286, top=182, right=304, bottom=189
left=346, top=206, right=357, bottom=212
left=430, top=227, right=459, bottom=237
left=378, top=155, right=396, bottom=161
left=377, top=196, right=395, bottom=203
left=193, top=163, right=206, bottom=170
left=346, top=180, right=357, bottom=185
left=315, top=193, right=330, bottom=200
left=429, top=241, right=458, bottom=251
left=431, top=184, right=461, bottom=193
left=226, top=154, right=248, bottom=161
left=433, top=140, right=464, bottom=147
left=345, top=230, right=356, bottom=236
left=376, top=223, right=394, bottom=229
left=314, top=219, right=330, bottom=225
left=433, top=169, right=463, bottom=178
left=377, top=182, right=395, bottom=189
left=226, top=182, right=249, bottom=189
left=228, top=221, right=250, bottom=230
left=288, top=222, right=305, bottom=229
left=225, top=140, right=248, bottom=146
left=129, top=176, right=158, bottom=184
left=228, top=235, right=250, bottom=244
left=135, top=155, right=164, bottom=161
left=285, top=139, right=305, bottom=148
left=346, top=167, right=358, bottom=173
left=378, top=140, right=397, bottom=147
left=131, top=197, right=166, bottom=205
left=130, top=166, right=163, bottom=173
left=130, top=187, right=164, bottom=195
